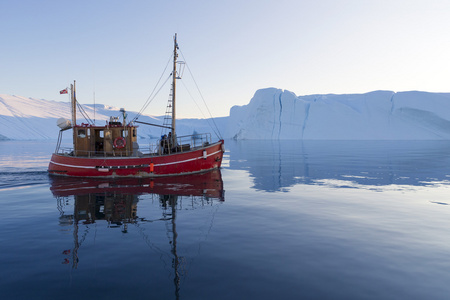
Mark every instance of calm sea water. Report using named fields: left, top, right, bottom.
left=2, top=140, right=450, bottom=299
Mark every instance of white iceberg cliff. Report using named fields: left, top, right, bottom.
left=228, top=88, right=450, bottom=140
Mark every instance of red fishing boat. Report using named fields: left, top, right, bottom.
left=48, top=34, right=224, bottom=177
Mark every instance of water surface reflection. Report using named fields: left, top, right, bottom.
left=49, top=170, right=224, bottom=299
left=3, top=140, right=450, bottom=299
left=227, top=140, right=450, bottom=191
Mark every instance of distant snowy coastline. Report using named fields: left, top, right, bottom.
left=2, top=89, right=450, bottom=141
left=0, top=94, right=225, bottom=141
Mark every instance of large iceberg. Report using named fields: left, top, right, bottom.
left=228, top=88, right=450, bottom=140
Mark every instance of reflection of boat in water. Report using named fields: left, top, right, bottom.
left=50, top=168, right=224, bottom=200
left=51, top=169, right=224, bottom=298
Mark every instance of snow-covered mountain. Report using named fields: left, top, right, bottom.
left=2, top=88, right=450, bottom=141
left=229, top=88, right=450, bottom=140
left=0, top=94, right=226, bottom=141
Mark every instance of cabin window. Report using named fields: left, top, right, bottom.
left=87, top=128, right=91, bottom=137
left=132, top=128, right=136, bottom=137
left=122, top=130, right=128, bottom=138
left=98, top=130, right=104, bottom=138
left=78, top=129, right=86, bottom=138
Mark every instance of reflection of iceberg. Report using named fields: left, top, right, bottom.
left=228, top=140, right=450, bottom=192
left=50, top=170, right=224, bottom=298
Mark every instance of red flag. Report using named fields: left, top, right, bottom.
left=60, top=88, right=68, bottom=94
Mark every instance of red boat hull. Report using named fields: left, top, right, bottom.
left=48, top=140, right=224, bottom=177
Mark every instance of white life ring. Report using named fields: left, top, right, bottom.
left=113, top=137, right=126, bottom=149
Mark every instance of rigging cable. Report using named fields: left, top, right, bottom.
left=132, top=54, right=174, bottom=123
left=179, top=79, right=221, bottom=139
left=76, top=100, right=94, bottom=125
left=179, top=49, right=223, bottom=139
left=136, top=74, right=172, bottom=122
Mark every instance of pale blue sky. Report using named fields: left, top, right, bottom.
left=2, top=0, right=450, bottom=118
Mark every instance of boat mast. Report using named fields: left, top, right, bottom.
left=71, top=81, right=77, bottom=151
left=171, top=196, right=180, bottom=299
left=171, top=34, right=178, bottom=145
left=71, top=80, right=76, bottom=128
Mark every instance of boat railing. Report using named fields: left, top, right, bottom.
left=57, top=147, right=75, bottom=156
left=177, top=132, right=212, bottom=149
left=55, top=147, right=140, bottom=158
left=150, top=133, right=211, bottom=155
left=150, top=132, right=212, bottom=156
left=55, top=133, right=214, bottom=157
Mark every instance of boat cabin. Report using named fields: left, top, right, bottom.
left=72, top=117, right=138, bottom=157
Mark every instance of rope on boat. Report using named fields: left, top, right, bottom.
left=76, top=100, right=94, bottom=125
left=55, top=130, right=64, bottom=153
left=131, top=45, right=224, bottom=141
left=179, top=79, right=222, bottom=140
left=132, top=54, right=174, bottom=123
left=179, top=49, right=223, bottom=140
